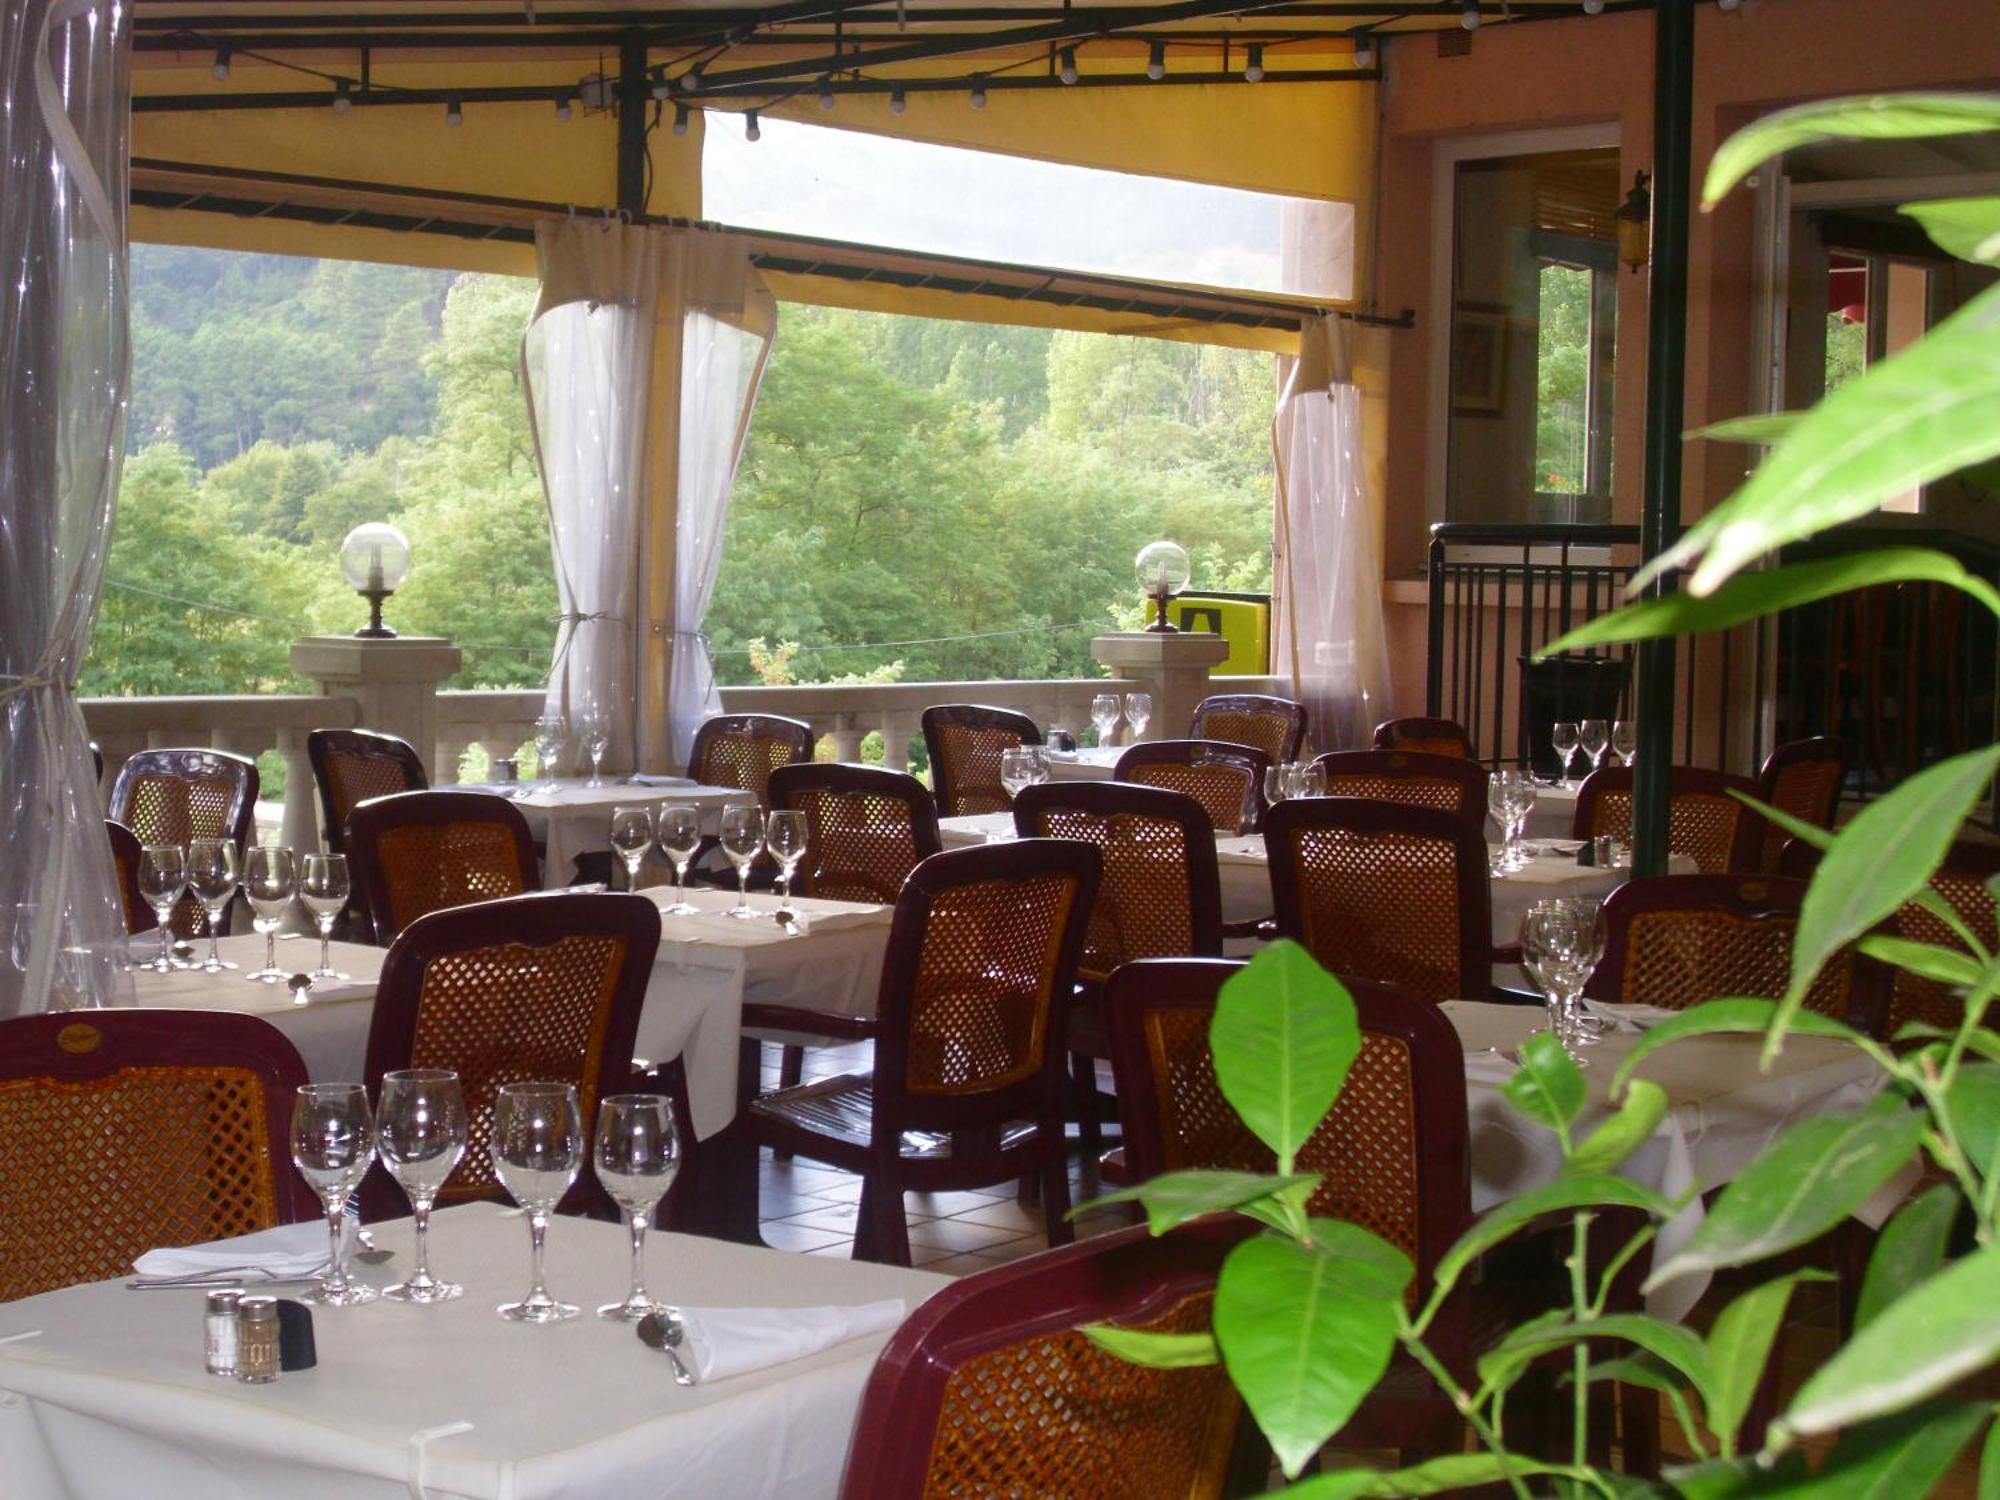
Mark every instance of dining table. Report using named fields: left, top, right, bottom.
left=1041, top=746, right=1121, bottom=781
left=0, top=1204, right=945, bottom=1500
left=452, top=778, right=751, bottom=889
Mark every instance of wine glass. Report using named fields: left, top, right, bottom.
left=1489, top=769, right=1534, bottom=871
left=299, top=853, right=350, bottom=986
left=1578, top=719, right=1611, bottom=776
left=1025, top=745, right=1051, bottom=787
left=186, top=837, right=239, bottom=973
left=242, top=846, right=296, bottom=984
left=579, top=705, right=611, bottom=788
left=1124, top=692, right=1153, bottom=741
left=610, top=805, right=653, bottom=892
left=1550, top=722, right=1579, bottom=789
left=1520, top=904, right=1587, bottom=1065
left=532, top=713, right=567, bottom=794
left=1263, top=764, right=1289, bottom=808
left=1612, top=720, right=1638, bottom=768
left=999, top=747, right=1036, bottom=801
left=1561, top=896, right=1608, bottom=1043
left=492, top=1081, right=583, bottom=1323
left=290, top=1083, right=378, bottom=1306
left=1284, top=761, right=1325, bottom=800
left=1090, top=693, right=1121, bottom=749
left=766, top=809, right=807, bottom=921
left=593, top=1093, right=681, bottom=1321
left=378, top=1069, right=468, bottom=1303
left=136, top=844, right=187, bottom=974
left=719, top=803, right=764, bottom=920
left=655, top=804, right=701, bottom=915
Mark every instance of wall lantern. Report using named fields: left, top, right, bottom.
left=1615, top=170, right=1652, bottom=273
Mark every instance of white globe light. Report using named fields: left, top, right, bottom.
left=339, top=522, right=412, bottom=593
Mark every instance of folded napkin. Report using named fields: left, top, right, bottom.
left=674, top=1299, right=906, bottom=1382
left=626, top=773, right=695, bottom=788
left=133, top=1217, right=354, bottom=1281
left=1581, top=999, right=1679, bottom=1033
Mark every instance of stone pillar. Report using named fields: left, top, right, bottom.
left=1090, top=631, right=1228, bottom=744
left=290, top=635, right=464, bottom=845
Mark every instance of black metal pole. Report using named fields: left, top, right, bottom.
left=616, top=29, right=650, bottom=218
left=1632, top=0, right=1695, bottom=876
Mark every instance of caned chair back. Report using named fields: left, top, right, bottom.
left=363, top=892, right=659, bottom=1212
left=1188, top=693, right=1307, bottom=764
left=105, top=819, right=152, bottom=935
left=1572, top=765, right=1761, bottom=876
left=1754, top=737, right=1846, bottom=873
left=308, top=728, right=428, bottom=855
left=108, top=749, right=260, bottom=938
left=1886, top=840, right=2000, bottom=1036
left=1114, top=739, right=1269, bottom=835
left=921, top=704, right=1043, bottom=818
left=1372, top=716, right=1477, bottom=760
left=1105, top=957, right=1471, bottom=1303
left=0, top=1010, right=316, bottom=1302
left=1266, top=797, right=1491, bottom=1004
left=686, top=714, right=814, bottom=804
left=1013, top=780, right=1222, bottom=984
left=345, top=790, right=541, bottom=944
left=838, top=1217, right=1258, bottom=1500
left=1313, top=749, right=1491, bottom=831
left=769, top=762, right=941, bottom=905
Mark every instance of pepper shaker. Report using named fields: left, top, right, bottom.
left=236, top=1297, right=280, bottom=1384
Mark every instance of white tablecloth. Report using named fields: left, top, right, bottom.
left=457, top=779, right=749, bottom=888
left=1042, top=748, right=1120, bottom=781
left=1520, top=781, right=1580, bottom=840
left=0, top=1205, right=945, bottom=1500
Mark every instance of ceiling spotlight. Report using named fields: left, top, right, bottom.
left=1354, top=33, right=1376, bottom=68
left=818, top=76, right=836, bottom=111
left=682, top=66, right=703, bottom=91
left=1717, top=0, right=1742, bottom=9
left=744, top=109, right=760, bottom=142
left=969, top=80, right=987, bottom=108
left=1146, top=41, right=1166, bottom=80
left=1461, top=2, right=1481, bottom=29
left=211, top=45, right=231, bottom=82
left=445, top=95, right=463, bottom=128
left=1059, top=47, right=1078, bottom=85
left=651, top=71, right=672, bottom=101
left=673, top=103, right=689, bottom=135
left=554, top=91, right=572, bottom=121
left=889, top=85, right=907, bottom=114
left=1243, top=43, right=1265, bottom=82
left=1583, top=0, right=1605, bottom=11
left=332, top=80, right=353, bottom=113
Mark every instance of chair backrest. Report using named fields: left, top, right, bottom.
left=1187, top=693, right=1307, bottom=764
left=685, top=714, right=815, bottom=804
left=308, top=728, right=429, bottom=855
left=1013, top=780, right=1222, bottom=983
left=1571, top=764, right=1761, bottom=875
left=1313, top=749, right=1491, bottom=830
left=105, top=818, right=152, bottom=935
left=345, top=789, right=541, bottom=944
left=362, top=892, right=660, bottom=1213
left=839, top=1216, right=1258, bottom=1500
left=769, top=762, right=941, bottom=905
left=0, top=1010, right=316, bottom=1302
left=108, top=748, right=260, bottom=938
left=1584, top=874, right=1887, bottom=1034
left=1754, top=737, right=1847, bottom=873
left=921, top=704, right=1043, bottom=817
left=1886, top=838, right=2000, bottom=1036
left=870, top=841, right=1101, bottom=1141
left=1114, top=739, right=1269, bottom=835
left=1372, top=716, right=1477, bottom=760
left=1104, top=957, right=1472, bottom=1305
left=1265, top=797, right=1491, bottom=1003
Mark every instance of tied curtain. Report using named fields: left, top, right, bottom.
left=524, top=221, right=776, bottom=774
left=1272, top=314, right=1390, bottom=755
left=0, top=0, right=133, bottom=1018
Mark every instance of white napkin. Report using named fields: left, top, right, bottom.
left=1582, top=999, right=1680, bottom=1033
left=133, top=1217, right=354, bottom=1281
left=674, top=1299, right=906, bottom=1382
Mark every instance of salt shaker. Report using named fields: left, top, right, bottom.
left=236, top=1297, right=280, bottom=1384
left=204, top=1289, right=242, bottom=1376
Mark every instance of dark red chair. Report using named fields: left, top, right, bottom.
left=108, top=748, right=260, bottom=938
left=1753, top=737, right=1847, bottom=874
left=0, top=1009, right=317, bottom=1302
left=1572, top=764, right=1762, bottom=876
left=344, top=789, right=541, bottom=944
left=1882, top=838, right=2000, bottom=1038
left=105, top=818, right=152, bottom=935
left=921, top=704, right=1042, bottom=817
left=1373, top=716, right=1476, bottom=760
left=686, top=713, right=815, bottom=803
left=308, top=728, right=428, bottom=855
left=1314, top=748, right=1491, bottom=832
left=1188, top=693, right=1308, bottom=764
left=1114, top=739, right=1269, bottom=835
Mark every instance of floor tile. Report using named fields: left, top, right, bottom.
left=905, top=1217, right=1038, bottom=1254
left=756, top=1220, right=850, bottom=1253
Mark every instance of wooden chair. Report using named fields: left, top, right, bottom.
left=739, top=840, right=1102, bottom=1266
left=105, top=818, right=152, bottom=935
left=1373, top=716, right=1477, bottom=760
left=1753, top=737, right=1847, bottom=873
left=0, top=1010, right=317, bottom=1302
left=307, top=728, right=428, bottom=855
left=1313, top=749, right=1491, bottom=832
left=921, top=704, right=1042, bottom=817
left=1266, top=797, right=1493, bottom=1004
left=1188, top=692, right=1307, bottom=764
left=344, top=789, right=540, bottom=944
left=1572, top=764, right=1762, bottom=876
left=108, top=748, right=259, bottom=938
left=358, top=891, right=660, bottom=1220
left=686, top=713, right=815, bottom=803
left=839, top=1216, right=1266, bottom=1500
left=1114, top=739, right=1269, bottom=835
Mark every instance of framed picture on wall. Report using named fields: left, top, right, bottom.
left=1451, top=302, right=1509, bottom=414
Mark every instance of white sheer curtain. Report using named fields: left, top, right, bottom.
left=0, top=0, right=133, bottom=1018
left=1271, top=314, right=1390, bottom=754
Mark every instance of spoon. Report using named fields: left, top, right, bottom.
left=636, top=1310, right=697, bottom=1386
left=287, top=973, right=314, bottom=1006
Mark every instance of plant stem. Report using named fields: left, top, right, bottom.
left=1570, top=1211, right=1591, bottom=1498
left=1396, top=1318, right=1536, bottom=1500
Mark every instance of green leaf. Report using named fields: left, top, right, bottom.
left=1212, top=940, right=1360, bottom=1171
left=1662, top=1452, right=1810, bottom=1498
left=1706, top=1272, right=1830, bottom=1453
left=1646, top=1098, right=1927, bottom=1290
left=1213, top=1233, right=1401, bottom=1477
left=1980, top=1413, right=2000, bottom=1500
left=1704, top=92, right=2000, bottom=207
left=1583, top=1353, right=1692, bottom=1398
left=1777, top=1243, right=2000, bottom=1440
left=1277, top=1454, right=1590, bottom=1498
left=1678, top=1404, right=1988, bottom=1496
left=1859, top=935, right=1987, bottom=989
left=1855, top=1182, right=1963, bottom=1331
left=1945, top=1063, right=2000, bottom=1180
left=1301, top=1218, right=1416, bottom=1302
left=1239, top=1175, right=1318, bottom=1239
left=1689, top=411, right=1807, bottom=446
left=1503, top=1030, right=1589, bottom=1136
left=1476, top=1313, right=1715, bottom=1406
left=1081, top=1168, right=1321, bottom=1237
left=1893, top=1021, right=2000, bottom=1064
left=1904, top=196, right=2000, bottom=266
left=1426, top=1175, right=1678, bottom=1314
left=1731, top=789, right=1837, bottom=854
left=1610, top=998, right=1865, bottom=1099
left=1566, top=1078, right=1669, bottom=1177
left=1079, top=1324, right=1219, bottom=1368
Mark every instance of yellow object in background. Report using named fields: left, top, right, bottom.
left=1174, top=593, right=1269, bottom=674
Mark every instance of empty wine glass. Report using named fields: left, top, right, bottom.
left=242, top=846, right=296, bottom=984
left=1263, top=764, right=1289, bottom=807
left=593, top=1093, right=681, bottom=1321
left=1025, top=745, right=1051, bottom=787
left=610, top=805, right=653, bottom=891
left=186, top=837, right=239, bottom=973
left=579, top=705, right=612, bottom=788
left=137, top=844, right=187, bottom=973
left=719, top=803, right=764, bottom=920
left=532, top=713, right=567, bottom=794
left=999, top=747, right=1036, bottom=801
left=1612, top=720, right=1638, bottom=767
left=656, top=804, right=701, bottom=915
left=1489, top=769, right=1534, bottom=872
left=1124, top=692, right=1153, bottom=741
left=1578, top=719, right=1610, bottom=776
left=1550, top=722, right=1579, bottom=789
left=1283, top=760, right=1325, bottom=800
left=1090, top=693, right=1121, bottom=748
left=492, top=1081, right=583, bottom=1323
left=765, top=809, right=807, bottom=921
left=299, top=853, right=350, bottom=986
left=1520, top=898, right=1605, bottom=1060
left=378, top=1069, right=468, bottom=1303
left=290, top=1083, right=378, bottom=1306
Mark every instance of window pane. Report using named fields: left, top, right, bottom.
left=1535, top=263, right=1592, bottom=495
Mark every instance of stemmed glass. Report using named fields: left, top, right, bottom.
left=243, top=846, right=297, bottom=984
left=1578, top=719, right=1611, bottom=778
left=1550, top=722, right=1579, bottom=789
left=137, top=844, right=187, bottom=973
left=1612, top=720, right=1638, bottom=768
left=290, top=1083, right=378, bottom=1307
left=1283, top=760, right=1325, bottom=799
left=1124, top=692, right=1153, bottom=741
left=766, top=810, right=807, bottom=922
left=1000, top=747, right=1037, bottom=802
left=610, top=806, right=653, bottom=892
left=378, top=1069, right=468, bottom=1304
left=299, top=853, right=350, bottom=985
left=492, top=1081, right=583, bottom=1323
left=1090, top=693, right=1121, bottom=749
left=187, top=837, right=239, bottom=973
left=532, top=713, right=567, bottom=795
left=579, top=705, right=612, bottom=788
left=594, top=1093, right=681, bottom=1321
left=1489, top=769, right=1536, bottom=872
left=1263, top=764, right=1289, bottom=809
left=719, top=804, right=764, bottom=920
left=655, top=805, right=701, bottom=915
left=1519, top=898, right=1605, bottom=1063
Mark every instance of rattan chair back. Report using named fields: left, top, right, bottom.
left=1114, top=739, right=1269, bottom=835
left=1754, top=737, right=1847, bottom=873
left=1187, top=693, right=1307, bottom=764
left=1372, top=716, right=1477, bottom=760
left=1572, top=764, right=1761, bottom=875
left=686, top=714, right=814, bottom=803
left=1314, top=749, right=1491, bottom=831
left=345, top=789, right=541, bottom=944
left=1886, top=839, right=2000, bottom=1036
left=920, top=704, right=1042, bottom=817
left=769, top=762, right=941, bottom=904
left=108, top=748, right=260, bottom=937
left=308, top=728, right=428, bottom=855
left=105, top=818, right=152, bottom=935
